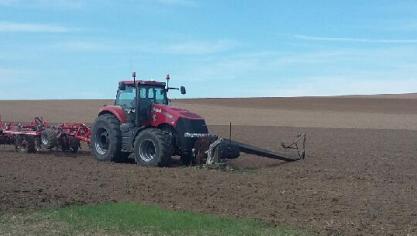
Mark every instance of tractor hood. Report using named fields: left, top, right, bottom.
left=98, top=103, right=206, bottom=127
left=152, top=104, right=204, bottom=120
left=151, top=104, right=208, bottom=157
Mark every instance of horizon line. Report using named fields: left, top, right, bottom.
left=0, top=92, right=416, bottom=101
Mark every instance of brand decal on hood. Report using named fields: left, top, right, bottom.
left=153, top=107, right=162, bottom=113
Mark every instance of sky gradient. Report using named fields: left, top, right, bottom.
left=1, top=0, right=417, bottom=99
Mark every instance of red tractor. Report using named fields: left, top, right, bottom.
left=0, top=73, right=305, bottom=165
left=91, top=73, right=212, bottom=166
left=91, top=73, right=306, bottom=167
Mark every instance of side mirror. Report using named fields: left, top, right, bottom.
left=119, top=82, right=126, bottom=91
left=180, top=86, right=186, bottom=95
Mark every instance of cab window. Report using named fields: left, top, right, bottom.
left=139, top=87, right=147, bottom=99
left=139, top=86, right=167, bottom=105
left=116, top=87, right=135, bottom=108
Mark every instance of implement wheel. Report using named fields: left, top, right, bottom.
left=134, top=128, right=171, bottom=167
left=41, top=128, right=58, bottom=149
left=69, top=136, right=80, bottom=153
left=15, top=135, right=36, bottom=153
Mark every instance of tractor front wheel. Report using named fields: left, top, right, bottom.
left=134, top=128, right=172, bottom=167
left=91, top=114, right=122, bottom=162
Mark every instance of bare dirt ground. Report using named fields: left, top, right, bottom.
left=1, top=96, right=417, bottom=235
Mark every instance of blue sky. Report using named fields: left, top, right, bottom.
left=1, top=0, right=417, bottom=99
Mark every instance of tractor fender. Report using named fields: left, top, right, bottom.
left=98, top=105, right=128, bottom=123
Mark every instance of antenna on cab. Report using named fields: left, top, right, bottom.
left=165, top=74, right=170, bottom=90
left=132, top=72, right=136, bottom=85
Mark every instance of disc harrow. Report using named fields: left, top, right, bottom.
left=0, top=116, right=91, bottom=153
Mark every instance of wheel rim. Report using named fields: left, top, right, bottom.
left=95, top=128, right=109, bottom=155
left=41, top=135, right=48, bottom=145
left=18, top=143, right=27, bottom=152
left=139, top=139, right=156, bottom=162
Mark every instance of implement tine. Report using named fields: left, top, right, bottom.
left=281, top=133, right=307, bottom=159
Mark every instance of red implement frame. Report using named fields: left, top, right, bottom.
left=0, top=116, right=92, bottom=152
left=0, top=116, right=45, bottom=137
left=56, top=123, right=91, bottom=144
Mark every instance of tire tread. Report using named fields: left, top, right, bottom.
left=92, top=114, right=126, bottom=162
left=134, top=128, right=172, bottom=167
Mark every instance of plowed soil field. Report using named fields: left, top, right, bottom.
left=1, top=96, right=416, bottom=235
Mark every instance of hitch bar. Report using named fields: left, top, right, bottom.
left=185, top=132, right=306, bottom=164
left=229, top=133, right=306, bottom=162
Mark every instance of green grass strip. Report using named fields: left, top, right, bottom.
left=1, top=202, right=308, bottom=236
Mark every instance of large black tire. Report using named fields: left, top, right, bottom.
left=134, top=128, right=172, bottom=167
left=91, top=114, right=123, bottom=162
left=41, top=129, right=58, bottom=149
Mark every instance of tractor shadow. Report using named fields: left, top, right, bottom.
left=117, top=155, right=185, bottom=167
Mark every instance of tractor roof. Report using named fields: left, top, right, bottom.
left=120, top=80, right=166, bottom=87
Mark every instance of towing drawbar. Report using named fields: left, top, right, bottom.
left=185, top=132, right=306, bottom=165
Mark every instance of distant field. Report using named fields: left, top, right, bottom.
left=1, top=95, right=417, bottom=130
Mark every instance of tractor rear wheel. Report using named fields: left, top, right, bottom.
left=91, top=114, right=123, bottom=162
left=134, top=128, right=172, bottom=167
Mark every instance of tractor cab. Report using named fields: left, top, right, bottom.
left=116, top=74, right=186, bottom=107
left=116, top=81, right=168, bottom=109
left=115, top=73, right=186, bottom=125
